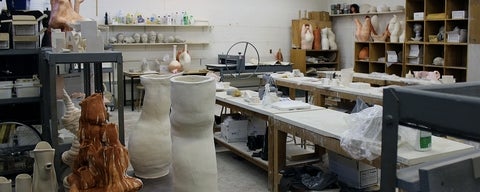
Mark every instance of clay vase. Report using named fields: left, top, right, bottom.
left=0, top=177, right=12, bottom=192
left=178, top=44, right=192, bottom=72
left=32, top=141, right=58, bottom=192
left=169, top=45, right=183, bottom=73
left=312, top=27, right=321, bottom=50
left=170, top=75, right=218, bottom=192
left=15, top=174, right=32, bottom=192
left=128, top=74, right=176, bottom=179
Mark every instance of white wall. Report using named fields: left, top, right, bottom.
left=76, top=0, right=327, bottom=70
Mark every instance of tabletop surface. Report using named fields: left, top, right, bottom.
left=273, top=109, right=475, bottom=166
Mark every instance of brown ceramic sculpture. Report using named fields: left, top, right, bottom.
left=354, top=16, right=377, bottom=42
left=49, top=0, right=85, bottom=31
left=65, top=93, right=143, bottom=192
left=312, top=27, right=321, bottom=50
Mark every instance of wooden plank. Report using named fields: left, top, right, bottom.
left=469, top=0, right=480, bottom=44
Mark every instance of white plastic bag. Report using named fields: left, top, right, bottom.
left=340, top=105, right=383, bottom=161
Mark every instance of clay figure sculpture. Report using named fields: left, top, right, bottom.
left=321, top=27, right=329, bottom=50
left=117, top=33, right=125, bottom=44
left=327, top=28, right=337, bottom=50
left=354, top=16, right=376, bottom=42
left=411, top=23, right=423, bottom=41
left=370, top=15, right=379, bottom=35
left=49, top=0, right=87, bottom=31
left=148, top=31, right=157, bottom=43
left=312, top=27, right=321, bottom=50
left=141, top=33, right=148, bottom=43
left=276, top=49, right=284, bottom=62
left=32, top=142, right=57, bottom=192
left=60, top=89, right=81, bottom=168
left=156, top=33, right=164, bottom=43
left=178, top=44, right=192, bottom=72
left=65, top=93, right=143, bottom=192
left=388, top=15, right=401, bottom=42
left=301, top=24, right=314, bottom=50
left=399, top=21, right=406, bottom=43
left=133, top=33, right=141, bottom=43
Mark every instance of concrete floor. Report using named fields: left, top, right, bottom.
left=112, top=109, right=268, bottom=192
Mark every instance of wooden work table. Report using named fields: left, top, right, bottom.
left=215, top=91, right=324, bottom=191
left=272, top=109, right=475, bottom=191
left=273, top=77, right=383, bottom=106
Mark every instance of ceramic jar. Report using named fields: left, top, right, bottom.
left=128, top=74, right=176, bottom=179
left=0, top=176, right=12, bottom=192
left=32, top=141, right=58, bottom=192
left=170, top=75, right=218, bottom=192
left=15, top=174, right=32, bottom=192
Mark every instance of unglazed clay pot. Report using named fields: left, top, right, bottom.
left=15, top=174, right=32, bottom=192
left=129, top=74, right=177, bottom=179
left=32, top=141, right=58, bottom=192
left=0, top=177, right=12, bottom=192
left=358, top=47, right=369, bottom=60
left=170, top=75, right=218, bottom=192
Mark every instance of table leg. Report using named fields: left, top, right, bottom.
left=273, top=121, right=287, bottom=192
left=123, top=74, right=127, bottom=107
left=288, top=88, right=295, bottom=100
left=267, top=117, right=274, bottom=191
left=130, top=76, right=134, bottom=111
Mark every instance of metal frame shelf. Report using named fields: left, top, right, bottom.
left=381, top=82, right=480, bottom=191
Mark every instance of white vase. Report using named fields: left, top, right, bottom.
left=128, top=74, right=176, bottom=179
left=170, top=75, right=218, bottom=192
left=32, top=141, right=58, bottom=192
left=15, top=174, right=32, bottom=192
left=0, top=176, right=12, bottom=192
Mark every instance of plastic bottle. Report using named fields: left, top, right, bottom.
left=415, top=130, right=432, bottom=151
left=183, top=11, right=189, bottom=25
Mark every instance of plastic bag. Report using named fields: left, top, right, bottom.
left=340, top=105, right=383, bottom=161
left=351, top=97, right=370, bottom=113
left=261, top=84, right=278, bottom=106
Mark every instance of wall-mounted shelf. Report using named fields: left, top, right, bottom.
left=111, top=42, right=209, bottom=47
left=104, top=23, right=210, bottom=27
left=330, top=10, right=404, bottom=17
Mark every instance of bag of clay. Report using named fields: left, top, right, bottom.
left=340, top=105, right=383, bottom=161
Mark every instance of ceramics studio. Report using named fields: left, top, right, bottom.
left=0, top=0, right=480, bottom=192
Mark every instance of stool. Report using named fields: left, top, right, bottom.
left=135, top=84, right=145, bottom=111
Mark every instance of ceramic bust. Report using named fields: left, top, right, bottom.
left=156, top=33, right=164, bottom=43
left=411, top=23, right=422, bottom=41
left=133, top=33, right=141, bottom=43
left=141, top=33, right=148, bottom=43
left=301, top=24, right=314, bottom=50
left=116, top=33, right=125, bottom=44
left=148, top=31, right=157, bottom=43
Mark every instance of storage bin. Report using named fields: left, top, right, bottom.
left=15, top=79, right=41, bottom=98
left=0, top=81, right=13, bottom=99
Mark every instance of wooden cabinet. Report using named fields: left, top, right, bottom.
left=403, top=0, right=474, bottom=82
left=290, top=49, right=339, bottom=73
left=352, top=0, right=478, bottom=82
left=354, top=42, right=404, bottom=77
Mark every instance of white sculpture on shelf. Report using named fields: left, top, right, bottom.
left=301, top=24, right=314, bottom=50
left=411, top=23, right=423, bottom=41
left=388, top=15, right=401, bottom=42
left=148, top=31, right=157, bottom=43
left=327, top=28, right=337, bottom=50
left=321, top=27, right=329, bottom=50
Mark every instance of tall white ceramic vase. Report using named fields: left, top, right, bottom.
left=128, top=74, right=175, bottom=179
left=170, top=75, right=218, bottom=192
left=32, top=141, right=57, bottom=192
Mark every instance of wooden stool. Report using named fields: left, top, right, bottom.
left=135, top=84, right=145, bottom=111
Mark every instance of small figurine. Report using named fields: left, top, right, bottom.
left=350, top=4, right=359, bottom=13
left=148, top=31, right=157, bottom=43
left=141, top=33, right=148, bottom=43
left=411, top=23, right=423, bottom=41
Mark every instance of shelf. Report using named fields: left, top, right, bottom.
left=306, top=62, right=338, bottom=65
left=0, top=49, right=40, bottom=56
left=0, top=97, right=41, bottom=105
left=111, top=42, right=209, bottom=46
left=104, top=23, right=210, bottom=27
left=214, top=134, right=268, bottom=171
left=330, top=10, right=404, bottom=17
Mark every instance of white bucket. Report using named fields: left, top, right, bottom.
left=340, top=68, right=354, bottom=86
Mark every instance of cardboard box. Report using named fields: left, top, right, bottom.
left=329, top=152, right=378, bottom=189
left=413, top=12, right=424, bottom=20
left=452, top=11, right=466, bottom=19
left=308, top=11, right=331, bottom=21
left=221, top=118, right=248, bottom=143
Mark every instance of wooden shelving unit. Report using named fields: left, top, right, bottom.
left=290, top=49, right=339, bottom=73
left=352, top=0, right=478, bottom=82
